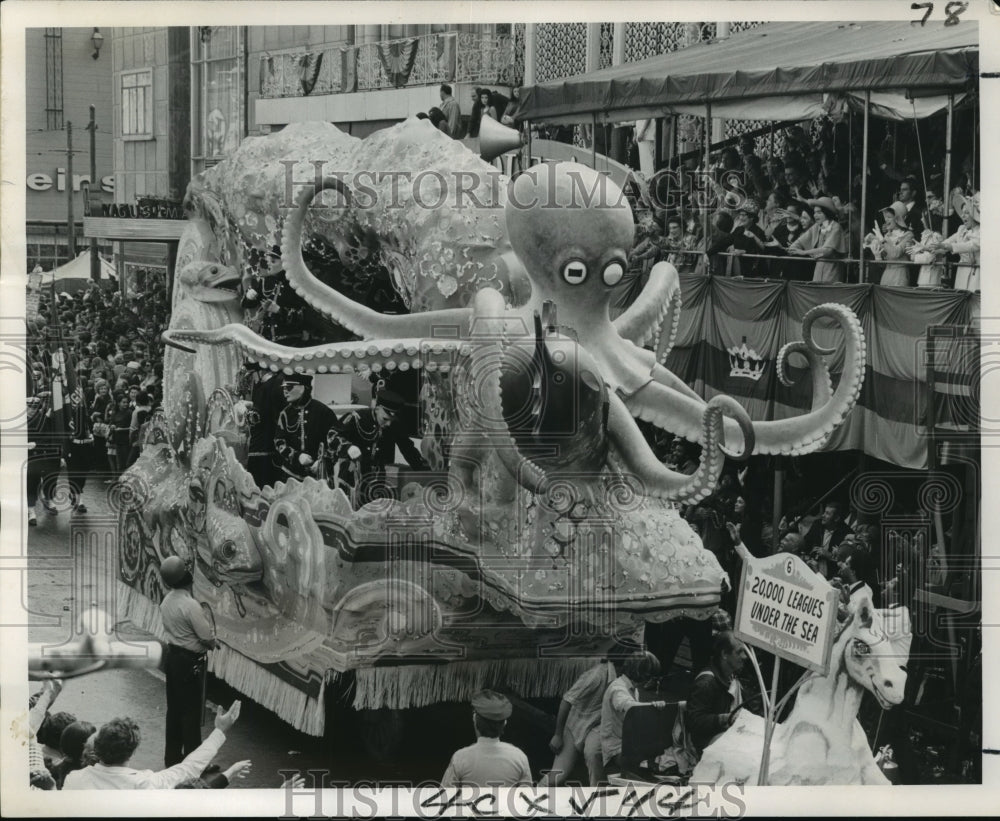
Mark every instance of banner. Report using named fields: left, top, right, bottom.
left=665, top=276, right=979, bottom=469
left=377, top=38, right=419, bottom=88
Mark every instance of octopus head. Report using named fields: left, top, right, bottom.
left=505, top=162, right=633, bottom=312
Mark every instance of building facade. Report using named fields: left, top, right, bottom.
left=25, top=27, right=114, bottom=272
left=102, top=22, right=767, bottom=278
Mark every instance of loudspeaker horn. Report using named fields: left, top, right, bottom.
left=479, top=116, right=524, bottom=161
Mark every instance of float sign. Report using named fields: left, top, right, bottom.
left=734, top=552, right=838, bottom=674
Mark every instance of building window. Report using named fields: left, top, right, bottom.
left=44, top=28, right=64, bottom=131
left=121, top=69, right=154, bottom=139
left=191, top=27, right=244, bottom=172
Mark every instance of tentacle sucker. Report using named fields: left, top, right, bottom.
left=607, top=392, right=753, bottom=503
left=280, top=175, right=472, bottom=339
left=162, top=325, right=468, bottom=376
left=613, top=261, right=681, bottom=357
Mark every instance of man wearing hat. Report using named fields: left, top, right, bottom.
left=327, top=386, right=428, bottom=505
left=441, top=690, right=532, bottom=787
left=158, top=556, right=217, bottom=767
left=273, top=372, right=342, bottom=481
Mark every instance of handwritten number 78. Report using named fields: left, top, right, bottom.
left=911, top=2, right=967, bottom=26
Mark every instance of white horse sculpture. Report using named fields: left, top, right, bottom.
left=692, top=587, right=911, bottom=785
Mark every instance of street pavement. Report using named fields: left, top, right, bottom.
left=25, top=472, right=334, bottom=789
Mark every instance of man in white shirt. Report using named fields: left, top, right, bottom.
left=63, top=701, right=241, bottom=789
left=441, top=691, right=532, bottom=787
left=541, top=661, right=616, bottom=786
left=600, top=651, right=667, bottom=772
left=159, top=555, right=218, bottom=766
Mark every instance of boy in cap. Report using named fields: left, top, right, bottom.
left=441, top=690, right=532, bottom=787
left=273, top=373, right=342, bottom=481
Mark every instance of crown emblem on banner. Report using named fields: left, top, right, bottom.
left=727, top=337, right=767, bottom=381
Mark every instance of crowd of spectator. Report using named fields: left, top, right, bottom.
left=631, top=119, right=980, bottom=290
left=25, top=279, right=169, bottom=522
left=27, top=676, right=305, bottom=791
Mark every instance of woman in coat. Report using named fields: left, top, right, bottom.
left=932, top=192, right=980, bottom=292
left=787, top=197, right=848, bottom=283
left=867, top=201, right=915, bottom=287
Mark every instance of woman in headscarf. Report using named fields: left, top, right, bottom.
left=787, top=197, right=848, bottom=283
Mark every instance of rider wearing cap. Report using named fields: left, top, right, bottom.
left=441, top=690, right=532, bottom=787
left=158, top=556, right=216, bottom=767
left=273, top=373, right=342, bottom=481
left=327, top=387, right=428, bottom=504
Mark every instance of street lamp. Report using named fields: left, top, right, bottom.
left=91, top=28, right=104, bottom=60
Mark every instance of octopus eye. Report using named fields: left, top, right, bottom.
left=853, top=639, right=870, bottom=656
left=562, top=260, right=588, bottom=285
left=602, top=261, right=625, bottom=286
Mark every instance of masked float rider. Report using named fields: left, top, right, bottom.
left=273, top=373, right=342, bottom=481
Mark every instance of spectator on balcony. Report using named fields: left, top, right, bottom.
left=657, top=216, right=686, bottom=268
left=764, top=202, right=809, bottom=280
left=867, top=202, right=915, bottom=287
left=897, top=176, right=926, bottom=238
left=784, top=162, right=815, bottom=203
left=676, top=215, right=704, bottom=275
left=932, top=192, right=979, bottom=292
left=787, top=198, right=847, bottom=283
left=438, top=84, right=463, bottom=138
left=728, top=200, right=767, bottom=277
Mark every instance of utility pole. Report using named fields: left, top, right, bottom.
left=88, top=105, right=99, bottom=281
left=66, top=122, right=76, bottom=261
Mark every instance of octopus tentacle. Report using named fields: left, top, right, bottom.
left=281, top=175, right=472, bottom=338
left=613, top=261, right=681, bottom=358
left=625, top=302, right=865, bottom=456
left=162, top=325, right=468, bottom=376
left=469, top=290, right=546, bottom=494
left=607, top=392, right=753, bottom=503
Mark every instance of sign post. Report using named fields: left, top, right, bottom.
left=734, top=551, right=837, bottom=785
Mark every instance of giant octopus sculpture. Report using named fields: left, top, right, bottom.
left=121, top=121, right=866, bottom=730
left=164, top=157, right=866, bottom=629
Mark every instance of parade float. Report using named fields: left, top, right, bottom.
left=116, top=118, right=866, bottom=748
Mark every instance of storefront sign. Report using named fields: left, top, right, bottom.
left=26, top=168, right=114, bottom=193
left=734, top=552, right=838, bottom=674
left=101, top=200, right=184, bottom=220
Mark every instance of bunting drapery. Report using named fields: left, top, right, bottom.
left=339, top=46, right=357, bottom=93
left=377, top=38, right=419, bottom=88
left=297, top=52, right=323, bottom=96
left=664, top=276, right=979, bottom=469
